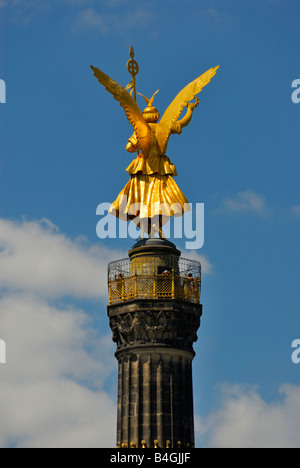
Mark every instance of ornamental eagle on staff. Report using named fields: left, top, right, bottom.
left=91, top=47, right=219, bottom=239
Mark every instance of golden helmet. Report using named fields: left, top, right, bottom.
left=138, top=90, right=160, bottom=123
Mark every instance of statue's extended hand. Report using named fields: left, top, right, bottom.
left=186, top=97, right=200, bottom=111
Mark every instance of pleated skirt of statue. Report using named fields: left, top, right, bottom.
left=110, top=174, right=190, bottom=224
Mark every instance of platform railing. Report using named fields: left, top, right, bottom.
left=108, top=272, right=201, bottom=305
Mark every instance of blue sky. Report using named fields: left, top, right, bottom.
left=0, top=0, right=300, bottom=448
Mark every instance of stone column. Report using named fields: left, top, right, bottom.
left=107, top=239, right=202, bottom=449
left=116, top=350, right=195, bottom=448
left=108, top=299, right=202, bottom=448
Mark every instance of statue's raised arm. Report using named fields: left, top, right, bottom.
left=156, top=67, right=219, bottom=153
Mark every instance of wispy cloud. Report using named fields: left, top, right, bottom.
left=196, top=383, right=300, bottom=448
left=63, top=0, right=94, bottom=5
left=75, top=8, right=110, bottom=33
left=74, top=6, right=154, bottom=34
left=3, top=0, right=155, bottom=34
left=4, top=0, right=92, bottom=8
left=0, top=215, right=213, bottom=447
left=198, top=7, right=236, bottom=23
left=221, top=190, right=269, bottom=217
left=0, top=216, right=124, bottom=447
left=0, top=293, right=116, bottom=448
left=0, top=217, right=125, bottom=299
left=182, top=249, right=213, bottom=275
left=118, top=7, right=154, bottom=31
left=0, top=217, right=213, bottom=298
left=3, top=0, right=52, bottom=23
left=291, top=205, right=300, bottom=217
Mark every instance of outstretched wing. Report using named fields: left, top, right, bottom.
left=90, top=65, right=151, bottom=155
left=158, top=66, right=219, bottom=150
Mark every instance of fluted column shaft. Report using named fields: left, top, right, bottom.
left=116, top=348, right=195, bottom=448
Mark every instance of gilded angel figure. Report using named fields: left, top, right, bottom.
left=91, top=55, right=218, bottom=238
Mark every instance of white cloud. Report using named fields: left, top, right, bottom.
left=2, top=0, right=93, bottom=23
left=0, top=216, right=213, bottom=447
left=196, top=384, right=300, bottom=448
left=117, top=7, right=154, bottom=31
left=75, top=8, right=110, bottom=33
left=198, top=7, right=225, bottom=21
left=0, top=217, right=212, bottom=298
left=0, top=217, right=126, bottom=447
left=0, top=218, right=125, bottom=299
left=198, top=7, right=235, bottom=23
left=222, top=190, right=269, bottom=217
left=4, top=0, right=91, bottom=9
left=0, top=293, right=116, bottom=448
left=6, top=0, right=52, bottom=23
left=74, top=5, right=154, bottom=34
left=291, top=205, right=300, bottom=217
left=4, top=0, right=155, bottom=36
left=182, top=250, right=213, bottom=275
left=63, top=0, right=94, bottom=6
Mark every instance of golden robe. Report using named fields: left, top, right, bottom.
left=109, top=123, right=189, bottom=223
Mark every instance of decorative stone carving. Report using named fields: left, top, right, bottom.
left=109, top=305, right=201, bottom=352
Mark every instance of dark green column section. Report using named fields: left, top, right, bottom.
left=108, top=240, right=202, bottom=449
left=115, top=349, right=195, bottom=448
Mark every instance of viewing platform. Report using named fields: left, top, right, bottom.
left=108, top=239, right=201, bottom=305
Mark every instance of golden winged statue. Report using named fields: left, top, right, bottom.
left=91, top=49, right=218, bottom=238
